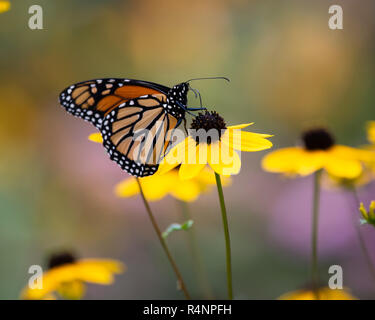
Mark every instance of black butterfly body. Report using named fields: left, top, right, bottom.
left=59, top=78, right=191, bottom=177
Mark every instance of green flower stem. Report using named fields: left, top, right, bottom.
left=354, top=223, right=375, bottom=282
left=311, top=170, right=322, bottom=300
left=351, top=189, right=375, bottom=283
left=136, top=178, right=191, bottom=300
left=178, top=200, right=214, bottom=299
left=214, top=172, right=233, bottom=300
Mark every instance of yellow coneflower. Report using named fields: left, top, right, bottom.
left=262, top=128, right=374, bottom=179
left=159, top=111, right=273, bottom=179
left=313, top=125, right=375, bottom=287
left=154, top=111, right=272, bottom=300
left=278, top=287, right=356, bottom=300
left=317, top=123, right=375, bottom=189
left=262, top=129, right=374, bottom=179
left=90, top=111, right=272, bottom=300
left=262, top=127, right=375, bottom=300
left=21, top=252, right=125, bottom=300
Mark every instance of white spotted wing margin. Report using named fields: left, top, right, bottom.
left=58, top=78, right=171, bottom=129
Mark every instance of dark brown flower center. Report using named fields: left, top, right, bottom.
left=302, top=128, right=335, bottom=151
left=189, top=111, right=227, bottom=144
left=48, top=252, right=76, bottom=269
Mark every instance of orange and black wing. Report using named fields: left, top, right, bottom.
left=101, top=93, right=180, bottom=177
left=59, top=78, right=171, bottom=129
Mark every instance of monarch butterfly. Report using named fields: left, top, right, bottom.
left=59, top=77, right=228, bottom=177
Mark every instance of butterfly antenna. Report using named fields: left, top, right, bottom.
left=185, top=76, right=230, bottom=83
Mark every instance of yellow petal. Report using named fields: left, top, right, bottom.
left=367, top=121, right=375, bottom=144
left=77, top=259, right=125, bottom=274
left=332, top=145, right=375, bottom=162
left=222, top=129, right=273, bottom=152
left=220, top=174, right=232, bottom=186
left=227, top=123, right=254, bottom=130
left=196, top=166, right=232, bottom=187
left=188, top=140, right=209, bottom=165
left=324, top=151, right=363, bottom=179
left=179, top=163, right=205, bottom=180
left=0, top=1, right=10, bottom=13
left=115, top=178, right=140, bottom=198
left=69, top=259, right=125, bottom=284
left=88, top=133, right=103, bottom=144
left=172, top=166, right=231, bottom=201
left=169, top=179, right=202, bottom=202
left=262, top=147, right=325, bottom=176
left=142, top=176, right=174, bottom=201
left=194, top=166, right=217, bottom=185
left=279, top=287, right=356, bottom=300
left=209, top=143, right=241, bottom=175
left=115, top=175, right=171, bottom=201
left=159, top=137, right=193, bottom=174
left=156, top=162, right=179, bottom=175
left=57, top=281, right=85, bottom=300
left=42, top=293, right=57, bottom=300
left=21, top=259, right=124, bottom=300
left=21, top=270, right=60, bottom=300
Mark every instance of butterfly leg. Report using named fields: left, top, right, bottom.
left=183, top=118, right=188, bottom=135
left=186, top=107, right=207, bottom=111
left=177, top=101, right=206, bottom=115
left=190, top=87, right=203, bottom=109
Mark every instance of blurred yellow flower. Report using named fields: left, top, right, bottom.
left=159, top=112, right=273, bottom=179
left=262, top=128, right=374, bottom=179
left=21, top=252, right=125, bottom=300
left=278, top=287, right=356, bottom=300
left=367, top=121, right=375, bottom=145
left=321, top=122, right=375, bottom=188
left=88, top=132, right=230, bottom=201
left=323, top=171, right=373, bottom=190
left=88, top=132, right=103, bottom=143
left=363, top=121, right=375, bottom=173
left=0, top=1, right=10, bottom=13
left=116, top=165, right=230, bottom=202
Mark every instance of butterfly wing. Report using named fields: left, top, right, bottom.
left=101, top=93, right=180, bottom=177
left=59, top=78, right=171, bottom=129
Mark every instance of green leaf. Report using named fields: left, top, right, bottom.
left=162, top=220, right=194, bottom=239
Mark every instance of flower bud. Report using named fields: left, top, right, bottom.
left=359, top=201, right=375, bottom=226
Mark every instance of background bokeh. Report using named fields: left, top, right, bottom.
left=1, top=0, right=375, bottom=299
